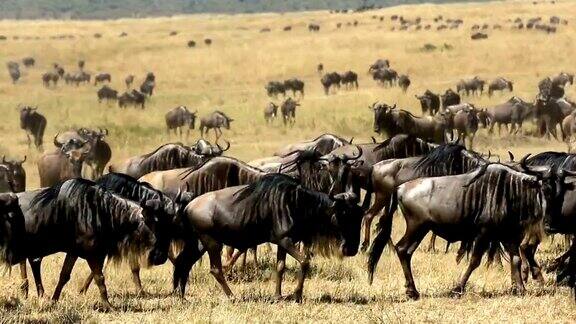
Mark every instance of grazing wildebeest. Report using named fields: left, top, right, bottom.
left=109, top=141, right=225, bottom=179
left=22, top=57, right=35, bottom=68
left=118, top=90, right=146, bottom=109
left=264, top=102, right=279, bottom=123
left=441, top=88, right=461, bottom=110
left=199, top=111, right=233, bottom=140
left=77, top=128, right=113, bottom=179
left=0, top=156, right=26, bottom=193
left=165, top=106, right=197, bottom=137
left=187, top=40, right=196, bottom=48
left=283, top=78, right=305, bottom=97
left=94, top=73, right=111, bottom=85
left=487, top=96, right=533, bottom=135
left=308, top=23, right=320, bottom=32
left=7, top=62, right=20, bottom=84
left=125, top=75, right=134, bottom=89
left=274, top=133, right=350, bottom=156
left=97, top=85, right=118, bottom=103
left=38, top=136, right=90, bottom=187
left=19, top=106, right=47, bottom=150
left=368, top=160, right=572, bottom=299
left=265, top=81, right=286, bottom=98
left=372, top=68, right=398, bottom=87
left=16, top=179, right=158, bottom=309
left=471, top=32, right=488, bottom=40
left=340, top=71, right=359, bottom=90
left=457, top=77, right=486, bottom=96
left=488, top=77, right=514, bottom=96
left=368, top=59, right=390, bottom=74
left=321, top=72, right=342, bottom=95
left=281, top=98, right=299, bottom=126
left=172, top=174, right=363, bottom=300
left=372, top=103, right=451, bottom=143
left=398, top=74, right=411, bottom=92
left=41, top=72, right=59, bottom=87
left=416, top=90, right=441, bottom=116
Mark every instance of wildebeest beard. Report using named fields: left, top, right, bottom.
left=413, top=143, right=484, bottom=177
left=232, top=174, right=345, bottom=257
left=28, top=178, right=155, bottom=264
left=138, top=143, right=207, bottom=175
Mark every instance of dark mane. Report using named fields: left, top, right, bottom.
left=214, top=110, right=232, bottom=120
left=527, top=152, right=576, bottom=171
left=373, top=135, right=437, bottom=160
left=96, top=173, right=173, bottom=208
left=279, top=149, right=332, bottom=193
left=414, top=144, right=484, bottom=177
left=138, top=143, right=205, bottom=174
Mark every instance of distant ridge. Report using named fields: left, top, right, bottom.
left=0, top=0, right=491, bottom=20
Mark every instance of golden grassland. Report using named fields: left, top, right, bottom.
left=0, top=0, right=576, bottom=322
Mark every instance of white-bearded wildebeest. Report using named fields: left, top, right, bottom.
left=22, top=57, right=35, bottom=68
left=416, top=90, right=441, bottom=116
left=109, top=141, right=226, bottom=179
left=321, top=72, right=342, bottom=95
left=265, top=81, right=286, bottom=98
left=264, top=102, right=279, bottom=123
left=441, top=88, right=461, bottom=110
left=487, top=96, right=533, bottom=135
left=77, top=128, right=112, bottom=179
left=0, top=165, right=16, bottom=193
left=199, top=110, right=233, bottom=140
left=15, top=179, right=159, bottom=309
left=281, top=98, right=299, bottom=126
left=488, top=77, right=514, bottom=97
left=7, top=62, right=20, bottom=84
left=94, top=73, right=111, bottom=85
left=340, top=71, right=359, bottom=90
left=283, top=78, right=305, bottom=97
left=372, top=68, right=398, bottom=87
left=97, top=85, right=118, bottom=103
left=38, top=136, right=90, bottom=187
left=452, top=108, right=491, bottom=149
left=552, top=72, right=574, bottom=88
left=0, top=156, right=26, bottom=193
left=19, top=105, right=47, bottom=151
left=538, top=77, right=565, bottom=100
left=118, top=90, right=146, bottom=109
left=368, top=160, right=574, bottom=300
left=456, top=76, right=486, bottom=96
left=165, top=106, right=197, bottom=137
left=172, top=174, right=363, bottom=301
left=125, top=74, right=134, bottom=89
left=0, top=193, right=26, bottom=266
left=398, top=74, right=411, bottom=92
left=274, top=133, right=350, bottom=156
left=140, top=72, right=156, bottom=96
left=534, top=95, right=574, bottom=140
left=368, top=59, right=390, bottom=74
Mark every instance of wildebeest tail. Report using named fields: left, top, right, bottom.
left=367, top=191, right=397, bottom=285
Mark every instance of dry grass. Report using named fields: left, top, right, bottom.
left=0, top=0, right=575, bottom=322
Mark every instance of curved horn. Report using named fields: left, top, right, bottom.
left=216, top=139, right=230, bottom=152
left=508, top=151, right=515, bottom=162
left=53, top=133, right=63, bottom=148
left=371, top=136, right=377, bottom=144
left=20, top=156, right=26, bottom=164
left=351, top=145, right=363, bottom=160
left=349, top=137, right=354, bottom=144
left=1, top=156, right=5, bottom=164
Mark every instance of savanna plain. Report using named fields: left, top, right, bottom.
left=0, top=0, right=575, bottom=322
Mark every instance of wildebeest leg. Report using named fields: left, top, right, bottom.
left=520, top=242, right=544, bottom=285
left=361, top=192, right=387, bottom=252
left=274, top=247, right=287, bottom=299
left=451, top=236, right=488, bottom=296
left=52, top=254, right=78, bottom=301
left=278, top=240, right=310, bottom=302
left=86, top=256, right=113, bottom=309
left=29, top=258, right=45, bottom=297
left=173, top=240, right=205, bottom=298
left=489, top=122, right=495, bottom=134
left=26, top=133, right=32, bottom=147
left=223, top=248, right=246, bottom=272
left=203, top=238, right=234, bottom=298
left=503, top=242, right=526, bottom=295
left=19, top=261, right=28, bottom=298
left=129, top=257, right=144, bottom=294
left=427, top=234, right=438, bottom=253
left=396, top=221, right=429, bottom=300
left=79, top=272, right=93, bottom=294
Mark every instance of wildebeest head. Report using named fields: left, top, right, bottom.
left=54, top=135, right=90, bottom=165
left=371, top=102, right=396, bottom=133
left=0, top=193, right=25, bottom=265
left=319, top=145, right=363, bottom=196
left=1, top=156, right=26, bottom=192
left=327, top=192, right=363, bottom=256
left=19, top=105, right=37, bottom=128
left=184, top=108, right=197, bottom=129
left=215, top=111, right=233, bottom=129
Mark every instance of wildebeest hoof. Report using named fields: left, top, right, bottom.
left=94, top=302, right=113, bottom=312
left=405, top=289, right=420, bottom=300
left=511, top=286, right=526, bottom=296
left=449, top=287, right=464, bottom=298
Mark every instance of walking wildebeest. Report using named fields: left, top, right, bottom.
left=265, top=81, right=286, bottom=98
left=264, top=102, right=279, bottom=123
left=7, top=62, right=20, bottom=84
left=487, top=96, right=533, bottom=135
left=321, top=72, right=342, bottom=95
left=94, top=73, right=111, bottom=85
left=308, top=23, right=321, bottom=32
left=165, top=106, right=197, bottom=137
left=0, top=156, right=26, bottom=193
left=199, top=111, right=233, bottom=140
left=368, top=160, right=573, bottom=299
left=281, top=98, right=299, bottom=126
left=340, top=71, right=359, bottom=90
left=97, top=85, right=118, bottom=103
left=372, top=68, right=398, bottom=87
left=416, top=90, right=441, bottom=116
left=441, top=88, right=461, bottom=110
left=457, top=76, right=486, bottom=96
left=19, top=106, right=47, bottom=150
left=284, top=78, right=305, bottom=97
left=398, top=74, right=411, bottom=92
left=488, top=77, right=514, bottom=96
left=41, top=72, right=59, bottom=87
left=37, top=136, right=90, bottom=187
left=118, top=90, right=146, bottom=109
left=125, top=75, right=134, bottom=89
left=172, top=174, right=363, bottom=301
left=535, top=95, right=573, bottom=140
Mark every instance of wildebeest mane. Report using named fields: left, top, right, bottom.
left=280, top=149, right=332, bottom=193
left=372, top=135, right=437, bottom=160
left=414, top=144, right=484, bottom=177
left=96, top=173, right=174, bottom=209
left=138, top=143, right=205, bottom=175
left=527, top=152, right=576, bottom=171
left=214, top=110, right=232, bottom=120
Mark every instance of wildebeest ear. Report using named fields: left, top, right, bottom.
left=144, top=199, right=162, bottom=211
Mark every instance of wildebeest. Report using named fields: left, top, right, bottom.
left=281, top=98, right=299, bottom=126
left=308, top=23, right=320, bottom=32
left=457, top=76, right=486, bottom=96
left=340, top=71, right=359, bottom=90
left=372, top=68, right=398, bottom=87
left=77, top=128, right=113, bottom=179
left=317, top=63, right=324, bottom=75
left=187, top=40, right=196, bottom=48
left=22, top=57, right=35, bottom=68
left=118, top=90, right=146, bottom=109
left=165, top=106, right=197, bottom=137
left=125, top=75, right=134, bottom=89
left=0, top=193, right=26, bottom=267
left=0, top=156, right=26, bottom=193
left=199, top=111, right=233, bottom=140
left=488, top=77, right=514, bottom=96
left=487, top=96, right=534, bottom=135
left=0, top=165, right=16, bottom=193
left=535, top=96, right=575, bottom=140
left=139, top=72, right=156, bottom=96
left=398, top=74, right=411, bottom=92
left=94, top=73, right=111, bottom=85
left=265, top=81, right=286, bottom=98
left=321, top=72, right=342, bottom=95
left=416, top=90, right=441, bottom=116
left=539, top=77, right=565, bottom=100
left=471, top=32, right=488, bottom=40
left=274, top=133, right=350, bottom=156
left=368, top=160, right=573, bottom=299
left=283, top=78, right=305, bottom=97
left=97, top=85, right=118, bottom=103
left=264, top=102, right=279, bottom=123
left=37, top=136, right=90, bottom=187
left=19, top=106, right=47, bottom=150
left=16, top=179, right=159, bottom=309
left=204, top=38, right=212, bottom=45
left=562, top=111, right=576, bottom=142
left=41, top=72, right=59, bottom=87
left=368, top=59, right=390, bottom=74
left=173, top=174, right=363, bottom=300
left=7, top=62, right=20, bottom=84
left=441, top=88, right=461, bottom=110
left=552, top=72, right=574, bottom=88
left=452, top=108, right=486, bottom=149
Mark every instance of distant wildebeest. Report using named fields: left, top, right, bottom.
left=471, top=32, right=488, bottom=40
left=94, top=73, right=111, bottom=86
left=140, top=79, right=155, bottom=97
left=260, top=28, right=271, bottom=33
left=165, top=106, right=197, bottom=137
left=398, top=74, right=411, bottom=92
left=416, top=90, right=441, bottom=116
left=539, top=77, right=565, bottom=100
left=118, top=90, right=146, bottom=109
left=317, top=63, right=324, bottom=75
left=488, top=77, right=514, bottom=96
left=97, top=85, right=118, bottom=103
left=22, top=57, right=34, bottom=68
left=53, top=64, right=65, bottom=78
left=125, top=75, right=134, bottom=89
left=368, top=59, right=390, bottom=74
left=487, top=96, right=533, bottom=135
left=308, top=23, right=320, bottom=32
left=200, top=111, right=234, bottom=140
left=283, top=78, right=305, bottom=97
left=76, top=128, right=113, bottom=179
left=441, top=88, right=461, bottom=109
left=174, top=174, right=362, bottom=301
left=109, top=141, right=226, bottom=179
left=552, top=72, right=574, bottom=88
left=264, top=102, right=279, bottom=123
left=265, top=81, right=286, bottom=98
left=19, top=106, right=47, bottom=150
left=535, top=96, right=575, bottom=140
left=42, top=72, right=59, bottom=87
left=281, top=98, right=300, bottom=126
left=283, top=26, right=292, bottom=31
left=37, top=136, right=90, bottom=187
left=204, top=38, right=212, bottom=45
left=70, top=71, right=91, bottom=86
left=321, top=72, right=342, bottom=95
left=457, top=76, right=486, bottom=96
left=340, top=71, right=359, bottom=90
left=187, top=40, right=196, bottom=48
left=6, top=62, right=20, bottom=84
left=0, top=156, right=26, bottom=193
left=119, top=32, right=128, bottom=37
left=372, top=68, right=398, bottom=87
